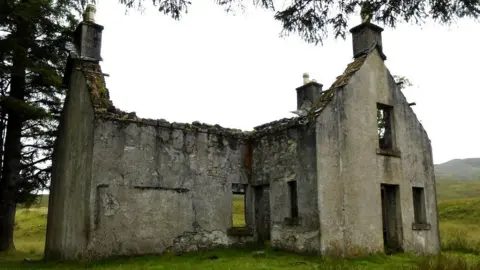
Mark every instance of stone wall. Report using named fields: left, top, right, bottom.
left=85, top=118, right=256, bottom=258
left=317, top=49, right=440, bottom=256
left=252, top=120, right=319, bottom=253
left=45, top=59, right=96, bottom=260
left=315, top=89, right=346, bottom=256
left=83, top=114, right=320, bottom=258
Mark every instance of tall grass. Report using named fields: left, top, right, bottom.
left=1, top=194, right=480, bottom=269
left=414, top=254, right=480, bottom=270
left=438, top=198, right=480, bottom=254
left=14, top=207, right=47, bottom=258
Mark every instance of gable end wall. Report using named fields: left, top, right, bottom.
left=317, top=50, right=440, bottom=255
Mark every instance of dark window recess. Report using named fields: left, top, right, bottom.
left=377, top=103, right=394, bottom=150
left=232, top=183, right=246, bottom=227
left=412, top=187, right=427, bottom=224
left=288, top=181, right=299, bottom=219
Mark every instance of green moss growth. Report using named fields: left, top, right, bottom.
left=99, top=84, right=108, bottom=98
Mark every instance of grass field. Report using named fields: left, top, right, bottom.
left=1, top=181, right=480, bottom=269
left=233, top=194, right=246, bottom=227
left=436, top=179, right=480, bottom=201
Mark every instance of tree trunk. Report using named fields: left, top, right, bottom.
left=0, top=10, right=29, bottom=251
left=0, top=110, right=7, bottom=250
left=0, top=110, right=5, bottom=174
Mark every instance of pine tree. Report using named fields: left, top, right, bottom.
left=0, top=0, right=79, bottom=251
left=113, top=0, right=480, bottom=44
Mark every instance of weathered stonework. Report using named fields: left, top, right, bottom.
left=45, top=18, right=440, bottom=261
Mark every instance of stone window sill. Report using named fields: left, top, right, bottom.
left=227, top=227, right=253, bottom=236
left=284, top=217, right=301, bottom=226
left=376, top=148, right=401, bottom=158
left=412, top=223, right=431, bottom=231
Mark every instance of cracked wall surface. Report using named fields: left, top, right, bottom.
left=85, top=119, right=253, bottom=259
left=252, top=122, right=319, bottom=252
left=45, top=59, right=95, bottom=261
left=316, top=50, right=440, bottom=256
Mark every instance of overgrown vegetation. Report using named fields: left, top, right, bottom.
left=1, top=193, right=480, bottom=269
left=438, top=198, right=480, bottom=255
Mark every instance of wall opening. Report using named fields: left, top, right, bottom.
left=377, top=103, right=394, bottom=150
left=412, top=187, right=427, bottom=224
left=232, top=183, right=246, bottom=227
left=381, top=184, right=403, bottom=254
left=288, top=181, right=299, bottom=219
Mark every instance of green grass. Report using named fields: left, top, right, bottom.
left=13, top=207, right=48, bottom=257
left=233, top=194, right=246, bottom=227
left=438, top=198, right=480, bottom=254
left=436, top=179, right=480, bottom=201
left=2, top=194, right=480, bottom=269
left=0, top=248, right=431, bottom=270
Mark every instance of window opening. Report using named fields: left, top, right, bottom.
left=377, top=103, right=394, bottom=150
left=232, top=183, right=246, bottom=227
left=412, top=187, right=427, bottom=224
left=288, top=181, right=298, bottom=219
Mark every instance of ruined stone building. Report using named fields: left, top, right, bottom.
left=45, top=7, right=440, bottom=261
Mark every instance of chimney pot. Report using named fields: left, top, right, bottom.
left=83, top=4, right=97, bottom=23
left=303, top=73, right=310, bottom=85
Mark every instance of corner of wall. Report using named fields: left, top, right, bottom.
left=45, top=58, right=97, bottom=261
left=314, top=89, right=346, bottom=255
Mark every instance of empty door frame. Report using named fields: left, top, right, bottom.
left=380, top=184, right=403, bottom=253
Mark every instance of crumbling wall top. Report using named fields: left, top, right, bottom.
left=78, top=61, right=316, bottom=140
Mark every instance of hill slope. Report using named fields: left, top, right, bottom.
left=436, top=179, right=480, bottom=200
left=435, top=158, right=480, bottom=180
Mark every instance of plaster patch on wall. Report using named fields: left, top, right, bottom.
left=101, top=191, right=120, bottom=217
left=413, top=231, right=426, bottom=252
left=170, top=230, right=256, bottom=254
left=271, top=224, right=319, bottom=253
left=171, top=230, right=229, bottom=253
left=124, top=146, right=136, bottom=152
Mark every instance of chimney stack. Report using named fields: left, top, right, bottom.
left=349, top=22, right=386, bottom=60
left=73, top=4, right=103, bottom=62
left=296, top=73, right=323, bottom=111
left=63, top=5, right=103, bottom=87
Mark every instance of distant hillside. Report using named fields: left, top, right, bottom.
left=435, top=158, right=480, bottom=180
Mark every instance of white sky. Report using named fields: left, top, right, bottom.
left=94, top=1, right=480, bottom=165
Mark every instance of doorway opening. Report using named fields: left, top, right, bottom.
left=380, top=184, right=403, bottom=253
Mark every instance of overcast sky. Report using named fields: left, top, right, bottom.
left=94, top=1, right=479, bottom=165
